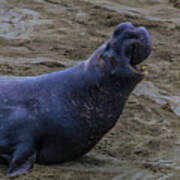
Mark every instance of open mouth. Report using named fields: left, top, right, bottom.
left=125, top=41, right=148, bottom=76
left=130, top=63, right=148, bottom=75
left=129, top=53, right=148, bottom=75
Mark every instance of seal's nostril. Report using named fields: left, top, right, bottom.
left=112, top=22, right=134, bottom=38
left=134, top=27, right=152, bottom=63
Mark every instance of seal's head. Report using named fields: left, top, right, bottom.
left=101, top=22, right=152, bottom=85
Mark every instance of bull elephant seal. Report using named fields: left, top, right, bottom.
left=0, top=22, right=152, bottom=176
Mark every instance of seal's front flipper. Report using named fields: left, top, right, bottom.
left=6, top=143, right=36, bottom=177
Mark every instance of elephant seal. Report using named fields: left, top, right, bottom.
left=0, top=22, right=152, bottom=176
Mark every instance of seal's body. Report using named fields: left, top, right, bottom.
left=0, top=22, right=152, bottom=176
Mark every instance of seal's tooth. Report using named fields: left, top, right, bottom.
left=139, top=64, right=147, bottom=71
left=129, top=63, right=148, bottom=75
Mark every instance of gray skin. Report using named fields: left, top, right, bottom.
left=0, top=22, right=152, bottom=177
